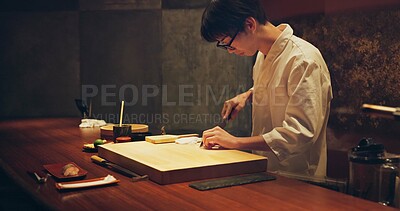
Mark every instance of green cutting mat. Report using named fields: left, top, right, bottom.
left=189, top=173, right=276, bottom=191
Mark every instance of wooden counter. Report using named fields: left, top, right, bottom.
left=0, top=118, right=396, bottom=210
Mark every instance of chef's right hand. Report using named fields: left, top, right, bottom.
left=221, top=89, right=253, bottom=120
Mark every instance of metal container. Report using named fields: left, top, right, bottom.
left=348, top=138, right=399, bottom=207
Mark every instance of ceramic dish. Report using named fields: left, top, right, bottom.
left=43, top=162, right=87, bottom=180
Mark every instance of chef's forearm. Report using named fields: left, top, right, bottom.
left=235, top=135, right=271, bottom=151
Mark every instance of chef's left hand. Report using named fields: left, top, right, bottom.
left=202, top=126, right=238, bottom=149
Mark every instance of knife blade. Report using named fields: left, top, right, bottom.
left=91, top=155, right=148, bottom=181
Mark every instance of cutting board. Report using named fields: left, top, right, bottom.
left=98, top=141, right=268, bottom=185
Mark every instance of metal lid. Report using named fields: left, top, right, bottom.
left=348, top=138, right=387, bottom=164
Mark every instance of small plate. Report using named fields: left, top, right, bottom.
left=43, top=162, right=87, bottom=180
left=82, top=141, right=113, bottom=152
left=82, top=143, right=98, bottom=152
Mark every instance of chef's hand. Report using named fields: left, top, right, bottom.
left=202, top=126, right=238, bottom=149
left=221, top=89, right=253, bottom=120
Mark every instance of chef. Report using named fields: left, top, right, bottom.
left=201, top=0, right=333, bottom=177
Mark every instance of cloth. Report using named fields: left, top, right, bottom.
left=79, top=119, right=107, bottom=128
left=175, top=137, right=201, bottom=145
left=251, top=24, right=333, bottom=177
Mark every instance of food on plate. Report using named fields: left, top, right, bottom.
left=62, top=163, right=80, bottom=176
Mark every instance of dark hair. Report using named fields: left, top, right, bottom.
left=201, top=0, right=268, bottom=42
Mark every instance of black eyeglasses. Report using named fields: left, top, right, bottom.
left=216, top=29, right=240, bottom=50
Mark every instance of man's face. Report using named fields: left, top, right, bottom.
left=218, top=31, right=258, bottom=56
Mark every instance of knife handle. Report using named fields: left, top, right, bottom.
left=362, top=104, right=397, bottom=113
left=91, top=155, right=106, bottom=164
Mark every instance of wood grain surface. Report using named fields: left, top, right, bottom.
left=0, top=118, right=396, bottom=210
left=145, top=134, right=198, bottom=143
left=98, top=141, right=267, bottom=184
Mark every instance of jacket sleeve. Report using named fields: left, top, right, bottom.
left=262, top=60, right=331, bottom=161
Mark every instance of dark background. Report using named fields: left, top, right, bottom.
left=1, top=0, right=400, bottom=179
left=1, top=0, right=400, bottom=209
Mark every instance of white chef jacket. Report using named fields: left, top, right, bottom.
left=252, top=24, right=333, bottom=177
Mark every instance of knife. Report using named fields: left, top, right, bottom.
left=200, top=113, right=231, bottom=148
left=217, top=116, right=230, bottom=129
left=362, top=104, right=400, bottom=118
left=91, top=155, right=148, bottom=182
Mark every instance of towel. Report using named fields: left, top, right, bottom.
left=175, top=137, right=201, bottom=145
left=79, top=119, right=107, bottom=128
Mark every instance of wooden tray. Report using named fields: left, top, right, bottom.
left=98, top=141, right=268, bottom=185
